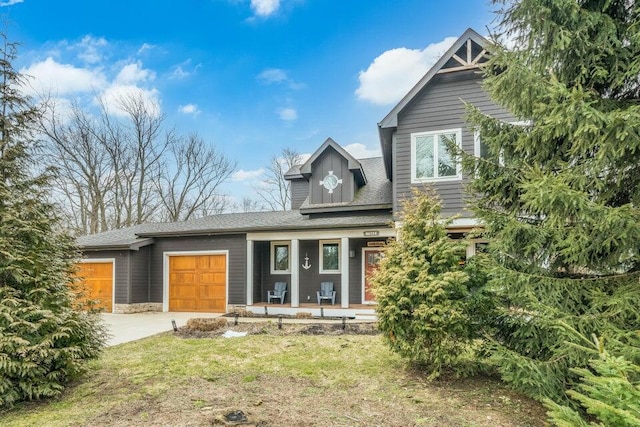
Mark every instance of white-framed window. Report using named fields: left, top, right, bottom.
left=319, top=240, right=340, bottom=274
left=270, top=241, right=290, bottom=274
left=411, top=129, right=462, bottom=183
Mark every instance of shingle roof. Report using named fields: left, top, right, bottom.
left=78, top=154, right=393, bottom=249
left=76, top=223, right=156, bottom=249
left=78, top=210, right=393, bottom=249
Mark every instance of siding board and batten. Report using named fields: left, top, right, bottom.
left=394, top=70, right=514, bottom=217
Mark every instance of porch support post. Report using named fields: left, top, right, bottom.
left=340, top=237, right=349, bottom=308
left=246, top=240, right=253, bottom=306
left=291, top=239, right=300, bottom=307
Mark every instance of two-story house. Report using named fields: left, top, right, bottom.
left=78, top=28, right=510, bottom=317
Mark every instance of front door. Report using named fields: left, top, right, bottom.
left=363, top=249, right=384, bottom=303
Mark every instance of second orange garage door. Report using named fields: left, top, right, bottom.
left=168, top=254, right=227, bottom=312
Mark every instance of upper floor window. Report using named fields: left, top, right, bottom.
left=411, top=129, right=462, bottom=183
left=271, top=241, right=290, bottom=274
left=319, top=240, right=340, bottom=274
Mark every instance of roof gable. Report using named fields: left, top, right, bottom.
left=379, top=28, right=489, bottom=130
left=377, top=28, right=490, bottom=178
left=299, top=137, right=367, bottom=185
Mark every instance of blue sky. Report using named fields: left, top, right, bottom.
left=4, top=0, right=495, bottom=205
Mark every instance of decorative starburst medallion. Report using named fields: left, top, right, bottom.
left=319, top=171, right=342, bottom=194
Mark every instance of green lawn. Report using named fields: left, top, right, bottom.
left=0, top=330, right=546, bottom=426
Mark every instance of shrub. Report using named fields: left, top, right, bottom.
left=374, top=189, right=483, bottom=378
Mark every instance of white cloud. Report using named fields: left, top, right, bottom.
left=21, top=57, right=107, bottom=95
left=277, top=107, right=297, bottom=121
left=250, top=0, right=280, bottom=17
left=171, top=66, right=189, bottom=79
left=116, top=62, right=155, bottom=84
left=77, top=35, right=107, bottom=64
left=355, top=36, right=457, bottom=105
left=257, top=68, right=305, bottom=89
left=178, top=103, right=200, bottom=115
left=169, top=60, right=201, bottom=80
left=100, top=84, right=161, bottom=118
left=344, top=143, right=381, bottom=159
left=0, top=0, right=23, bottom=7
left=137, top=43, right=155, bottom=55
left=232, top=168, right=265, bottom=182
left=258, top=68, right=287, bottom=84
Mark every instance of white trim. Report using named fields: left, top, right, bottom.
left=361, top=248, right=384, bottom=304
left=247, top=227, right=396, bottom=242
left=246, top=240, right=253, bottom=306
left=291, top=239, right=300, bottom=308
left=449, top=217, right=482, bottom=228
left=340, top=237, right=349, bottom=308
left=395, top=217, right=482, bottom=230
left=319, top=239, right=341, bottom=274
left=270, top=241, right=291, bottom=274
left=79, top=258, right=116, bottom=314
left=163, top=250, right=229, bottom=313
left=411, top=128, right=462, bottom=183
left=466, top=239, right=489, bottom=259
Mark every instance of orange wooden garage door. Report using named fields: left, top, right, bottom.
left=76, top=262, right=113, bottom=312
left=169, top=254, right=227, bottom=312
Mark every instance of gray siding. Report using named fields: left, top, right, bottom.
left=257, top=239, right=342, bottom=305
left=259, top=242, right=291, bottom=303
left=84, top=250, right=129, bottom=304
left=253, top=241, right=266, bottom=303
left=290, top=179, right=308, bottom=210
left=149, top=234, right=247, bottom=305
left=394, top=70, right=514, bottom=217
left=129, top=246, right=150, bottom=304
left=309, top=148, right=354, bottom=205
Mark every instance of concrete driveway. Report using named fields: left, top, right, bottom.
left=101, top=312, right=222, bottom=346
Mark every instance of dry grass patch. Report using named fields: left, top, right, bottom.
left=0, top=327, right=547, bottom=426
left=185, top=317, right=228, bottom=332
left=295, top=311, right=313, bottom=319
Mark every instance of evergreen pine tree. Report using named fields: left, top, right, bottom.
left=374, top=189, right=482, bottom=378
left=0, top=34, right=105, bottom=407
left=463, top=0, right=640, bottom=401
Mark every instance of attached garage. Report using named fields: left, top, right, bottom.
left=167, top=253, right=228, bottom=312
left=76, top=260, right=114, bottom=313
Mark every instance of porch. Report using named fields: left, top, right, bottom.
left=245, top=228, right=394, bottom=313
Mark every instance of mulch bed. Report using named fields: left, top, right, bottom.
left=176, top=321, right=380, bottom=338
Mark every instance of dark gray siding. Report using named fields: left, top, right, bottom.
left=309, top=148, right=354, bottom=205
left=84, top=250, right=129, bottom=304
left=253, top=241, right=266, bottom=303
left=290, top=179, right=309, bottom=210
left=129, top=246, right=150, bottom=304
left=298, top=240, right=341, bottom=305
left=394, top=70, right=514, bottom=217
left=149, top=234, right=247, bottom=305
left=259, top=242, right=291, bottom=303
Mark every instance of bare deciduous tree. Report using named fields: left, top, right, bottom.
left=155, top=133, right=236, bottom=221
left=40, top=93, right=236, bottom=234
left=255, top=147, right=302, bottom=211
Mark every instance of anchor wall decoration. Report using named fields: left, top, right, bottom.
left=302, top=253, right=311, bottom=270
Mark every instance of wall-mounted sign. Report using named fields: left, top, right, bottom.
left=363, top=230, right=379, bottom=236
left=367, top=241, right=386, bottom=247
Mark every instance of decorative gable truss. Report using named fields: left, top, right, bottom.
left=438, top=38, right=489, bottom=74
